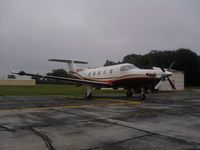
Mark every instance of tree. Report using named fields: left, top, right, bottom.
left=174, top=48, right=199, bottom=86
left=7, top=74, right=16, bottom=79
left=122, top=48, right=200, bottom=86
left=104, top=60, right=121, bottom=66
left=46, top=69, right=68, bottom=84
left=47, top=68, right=68, bottom=77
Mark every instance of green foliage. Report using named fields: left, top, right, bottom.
left=0, top=85, right=124, bottom=96
left=31, top=69, right=69, bottom=84
left=122, top=48, right=200, bottom=86
left=46, top=68, right=69, bottom=84
left=104, top=60, right=121, bottom=66
left=47, top=69, right=68, bottom=77
left=0, top=85, right=85, bottom=96
left=7, top=74, right=16, bottom=79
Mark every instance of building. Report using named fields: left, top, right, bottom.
left=0, top=79, right=36, bottom=86
left=159, top=70, right=184, bottom=91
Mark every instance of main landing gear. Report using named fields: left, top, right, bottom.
left=85, top=86, right=93, bottom=99
left=140, top=88, right=146, bottom=100
left=126, top=88, right=146, bottom=100
left=85, top=86, right=146, bottom=100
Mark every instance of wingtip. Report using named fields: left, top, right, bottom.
left=9, top=66, right=14, bottom=73
left=9, top=66, right=19, bottom=74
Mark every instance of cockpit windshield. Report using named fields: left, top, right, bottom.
left=120, top=64, right=138, bottom=71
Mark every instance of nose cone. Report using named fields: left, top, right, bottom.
left=165, top=71, right=172, bottom=77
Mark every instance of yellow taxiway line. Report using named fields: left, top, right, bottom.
left=0, top=102, right=140, bottom=112
left=0, top=96, right=141, bottom=112
left=52, top=95, right=140, bottom=104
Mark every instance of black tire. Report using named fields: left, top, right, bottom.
left=126, top=91, right=133, bottom=97
left=85, top=92, right=92, bottom=99
left=140, top=94, right=146, bottom=100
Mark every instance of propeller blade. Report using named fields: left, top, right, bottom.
left=168, top=61, right=176, bottom=70
left=10, top=67, right=20, bottom=74
left=160, top=67, right=165, bottom=72
left=155, top=80, right=163, bottom=90
left=167, top=78, right=176, bottom=89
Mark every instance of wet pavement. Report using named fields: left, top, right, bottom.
left=0, top=91, right=200, bottom=150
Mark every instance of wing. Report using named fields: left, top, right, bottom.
left=11, top=69, right=111, bottom=87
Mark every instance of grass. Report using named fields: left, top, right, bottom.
left=0, top=84, right=124, bottom=96
left=0, top=85, right=85, bottom=96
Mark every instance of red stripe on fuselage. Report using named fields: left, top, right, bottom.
left=69, top=71, right=155, bottom=87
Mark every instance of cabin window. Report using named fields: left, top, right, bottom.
left=88, top=72, right=91, bottom=76
left=103, top=70, right=106, bottom=74
left=110, top=69, right=113, bottom=74
left=93, top=72, right=96, bottom=76
left=120, top=64, right=137, bottom=71
left=98, top=71, right=100, bottom=75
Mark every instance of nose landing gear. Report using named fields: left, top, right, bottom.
left=85, top=86, right=93, bottom=99
left=85, top=86, right=146, bottom=100
left=140, top=88, right=146, bottom=100
left=126, top=88, right=146, bottom=100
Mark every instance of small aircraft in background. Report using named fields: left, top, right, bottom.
left=11, top=59, right=175, bottom=100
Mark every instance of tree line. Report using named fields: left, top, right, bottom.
left=104, top=48, right=200, bottom=86
left=31, top=69, right=69, bottom=84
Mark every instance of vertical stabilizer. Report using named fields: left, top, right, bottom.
left=48, top=59, right=88, bottom=72
left=68, top=61, right=77, bottom=72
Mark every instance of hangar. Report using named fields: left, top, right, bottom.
left=159, top=70, right=184, bottom=91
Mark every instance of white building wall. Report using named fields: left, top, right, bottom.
left=159, top=71, right=184, bottom=91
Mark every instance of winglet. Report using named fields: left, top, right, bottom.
left=9, top=66, right=26, bottom=76
left=9, top=66, right=19, bottom=74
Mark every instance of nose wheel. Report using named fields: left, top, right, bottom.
left=85, top=86, right=93, bottom=99
left=85, top=92, right=92, bottom=99
left=140, top=88, right=146, bottom=100
left=140, top=93, right=146, bottom=100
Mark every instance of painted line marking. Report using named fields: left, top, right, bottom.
left=0, top=96, right=141, bottom=112
left=56, top=95, right=140, bottom=104
left=95, top=98, right=140, bottom=104
left=3, top=96, right=140, bottom=105
left=0, top=101, right=140, bottom=112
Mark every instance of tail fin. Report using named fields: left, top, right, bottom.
left=48, top=59, right=88, bottom=72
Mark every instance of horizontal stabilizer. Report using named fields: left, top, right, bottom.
left=48, top=59, right=88, bottom=64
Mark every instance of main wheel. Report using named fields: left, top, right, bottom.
left=126, top=90, right=133, bottom=97
left=140, top=93, right=146, bottom=100
left=85, top=92, right=92, bottom=99
left=126, top=92, right=133, bottom=97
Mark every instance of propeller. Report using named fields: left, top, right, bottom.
left=168, top=61, right=176, bottom=70
left=167, top=78, right=176, bottom=89
left=154, top=62, right=176, bottom=90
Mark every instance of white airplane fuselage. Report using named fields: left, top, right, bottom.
left=70, top=63, right=172, bottom=88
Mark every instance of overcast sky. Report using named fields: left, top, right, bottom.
left=0, top=0, right=200, bottom=77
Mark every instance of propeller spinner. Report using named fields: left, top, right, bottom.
left=154, top=62, right=176, bottom=90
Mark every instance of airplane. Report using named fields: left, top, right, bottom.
left=11, top=59, right=176, bottom=100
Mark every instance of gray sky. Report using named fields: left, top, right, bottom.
left=0, top=0, right=200, bottom=77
